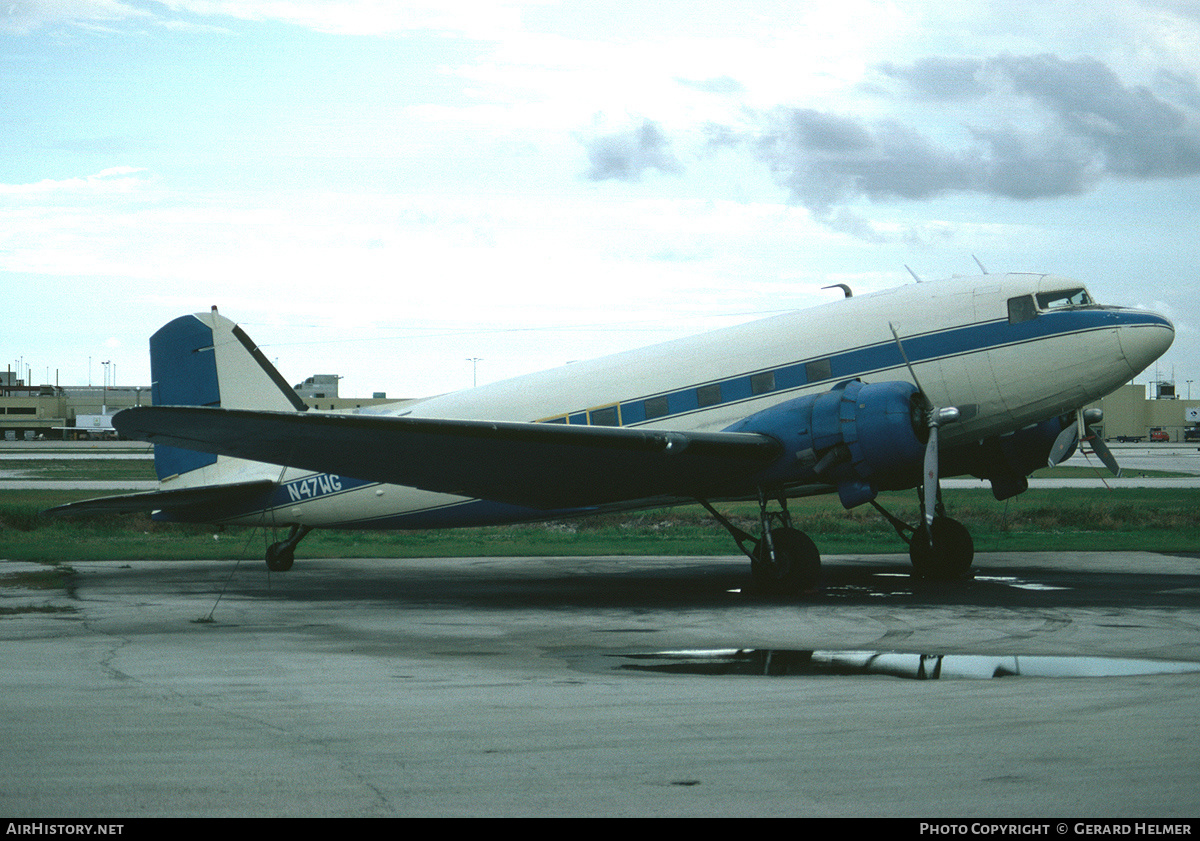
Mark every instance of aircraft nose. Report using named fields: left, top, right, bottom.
left=1119, top=310, right=1174, bottom=378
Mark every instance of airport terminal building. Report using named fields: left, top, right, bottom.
left=1099, top=382, right=1199, bottom=442
left=0, top=373, right=396, bottom=441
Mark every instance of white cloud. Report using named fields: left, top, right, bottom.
left=2, top=0, right=534, bottom=38
left=156, top=0, right=530, bottom=37
left=0, top=0, right=150, bottom=34
left=0, top=167, right=151, bottom=197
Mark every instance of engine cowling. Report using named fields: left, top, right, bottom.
left=940, top=415, right=1073, bottom=500
left=724, top=379, right=928, bottom=508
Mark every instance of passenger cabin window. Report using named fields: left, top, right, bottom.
left=644, top=396, right=669, bottom=419
left=750, top=371, right=776, bottom=395
left=589, top=405, right=620, bottom=426
left=1007, top=295, right=1037, bottom=323
left=697, top=383, right=722, bottom=408
left=1036, top=288, right=1092, bottom=310
left=805, top=359, right=832, bottom=383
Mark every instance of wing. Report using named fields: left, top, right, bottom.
left=44, top=480, right=276, bottom=519
left=113, top=406, right=784, bottom=509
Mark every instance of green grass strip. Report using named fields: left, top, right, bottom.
left=2, top=487, right=1198, bottom=562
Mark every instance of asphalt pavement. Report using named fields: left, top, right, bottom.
left=2, top=550, right=1197, bottom=818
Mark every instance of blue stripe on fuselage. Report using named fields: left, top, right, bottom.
left=332, top=498, right=582, bottom=530
left=215, top=474, right=561, bottom=529
left=213, top=477, right=570, bottom=530
left=267, top=473, right=373, bottom=508
left=596, top=308, right=1157, bottom=429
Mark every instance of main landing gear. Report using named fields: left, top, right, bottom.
left=703, top=482, right=975, bottom=595
left=700, top=489, right=821, bottom=595
left=265, top=524, right=312, bottom=572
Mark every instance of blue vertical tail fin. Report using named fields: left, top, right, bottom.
left=149, top=308, right=306, bottom=481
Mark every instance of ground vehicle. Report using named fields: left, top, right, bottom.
left=1150, top=427, right=1170, bottom=442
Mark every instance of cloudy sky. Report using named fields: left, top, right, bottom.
left=3, top=0, right=1198, bottom=399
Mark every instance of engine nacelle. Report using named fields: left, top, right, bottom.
left=941, top=415, right=1073, bottom=500
left=724, top=379, right=927, bottom=508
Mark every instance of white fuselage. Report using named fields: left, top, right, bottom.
left=192, top=274, right=1173, bottom=529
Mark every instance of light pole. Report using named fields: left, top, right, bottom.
left=466, top=358, right=482, bottom=388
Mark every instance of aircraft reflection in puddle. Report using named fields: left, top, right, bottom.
left=618, top=649, right=1200, bottom=680
left=734, top=573, right=1076, bottom=599
left=972, top=575, right=1071, bottom=592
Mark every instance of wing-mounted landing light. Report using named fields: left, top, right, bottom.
left=1048, top=408, right=1121, bottom=477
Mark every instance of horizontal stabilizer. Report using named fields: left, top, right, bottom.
left=43, top=480, right=276, bottom=519
left=113, top=406, right=784, bottom=509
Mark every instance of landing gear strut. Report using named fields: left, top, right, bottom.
left=700, top=488, right=821, bottom=594
left=265, top=524, right=312, bottom=572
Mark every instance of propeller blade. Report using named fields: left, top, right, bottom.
left=1087, top=434, right=1122, bottom=477
left=922, top=407, right=959, bottom=528
left=889, top=323, right=961, bottom=528
left=924, top=423, right=939, bottom=528
left=1048, top=417, right=1081, bottom=467
left=1080, top=409, right=1122, bottom=477
left=889, top=322, right=926, bottom=394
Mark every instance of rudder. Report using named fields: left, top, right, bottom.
left=148, top=309, right=306, bottom=480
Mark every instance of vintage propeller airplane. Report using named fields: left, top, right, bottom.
left=50, top=272, right=1173, bottom=593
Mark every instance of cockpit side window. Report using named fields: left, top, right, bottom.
left=1036, top=288, right=1093, bottom=310
left=1008, top=295, right=1037, bottom=324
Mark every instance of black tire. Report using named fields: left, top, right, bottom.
left=751, top=527, right=821, bottom=593
left=909, top=517, right=974, bottom=580
left=265, top=542, right=295, bottom=572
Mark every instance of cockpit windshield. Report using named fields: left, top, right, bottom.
left=1036, top=288, right=1093, bottom=310
left=1007, top=286, right=1097, bottom=324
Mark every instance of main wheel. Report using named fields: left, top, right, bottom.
left=265, top=542, right=295, bottom=572
left=750, top=527, right=821, bottom=594
left=909, top=517, right=974, bottom=580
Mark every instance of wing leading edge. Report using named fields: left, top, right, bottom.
left=113, top=406, right=785, bottom=509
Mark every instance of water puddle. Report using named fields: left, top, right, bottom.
left=615, top=649, right=1200, bottom=680
left=973, top=575, right=1071, bottom=592
left=810, top=572, right=1073, bottom=599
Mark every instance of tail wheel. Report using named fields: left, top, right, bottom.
left=751, top=527, right=821, bottom=593
left=909, top=517, right=974, bottom=580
